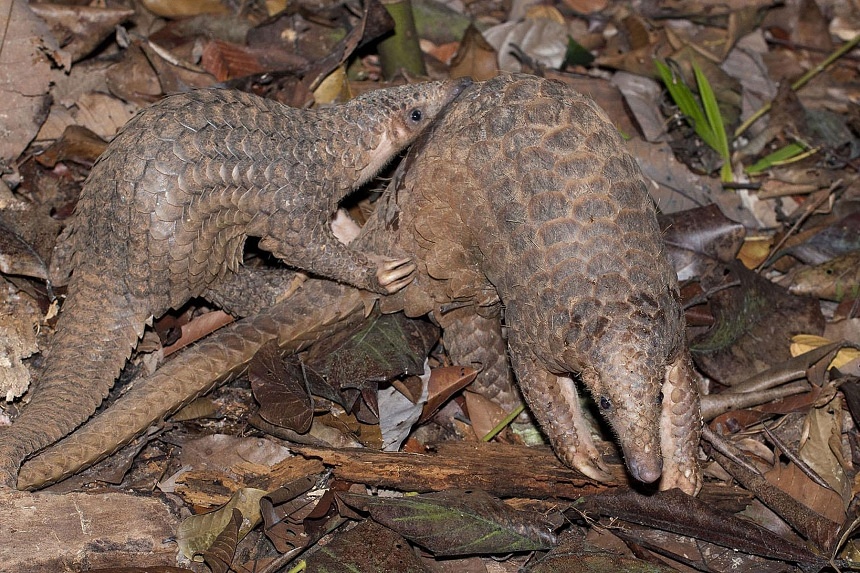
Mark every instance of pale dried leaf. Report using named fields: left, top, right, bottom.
left=378, top=361, right=430, bottom=451
left=464, top=390, right=508, bottom=441
left=176, top=487, right=267, bottom=559
left=0, top=0, right=63, bottom=161
left=799, top=394, right=852, bottom=510
left=611, top=71, right=668, bottom=142
left=482, top=18, right=568, bottom=72
left=178, top=434, right=292, bottom=472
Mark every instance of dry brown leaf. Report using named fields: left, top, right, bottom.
left=464, top=390, right=508, bottom=441
left=29, top=4, right=134, bottom=63
left=0, top=0, right=64, bottom=162
left=764, top=462, right=846, bottom=524
left=611, top=71, right=668, bottom=142
left=449, top=25, right=499, bottom=82
left=799, top=394, right=852, bottom=508
left=560, top=0, right=607, bottom=12
left=72, top=92, right=139, bottom=139
left=793, top=0, right=834, bottom=52
left=420, top=365, right=477, bottom=423
left=0, top=287, right=40, bottom=401
left=105, top=44, right=163, bottom=107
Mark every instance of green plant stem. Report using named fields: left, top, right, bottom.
left=482, top=404, right=526, bottom=442
left=378, top=0, right=426, bottom=79
left=735, top=33, right=860, bottom=138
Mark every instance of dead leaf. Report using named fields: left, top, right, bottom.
left=626, top=138, right=756, bottom=227
left=0, top=216, right=48, bottom=280
left=378, top=367, right=430, bottom=451
left=783, top=251, right=860, bottom=301
left=799, top=393, right=852, bottom=510
left=260, top=476, right=317, bottom=553
left=0, top=0, right=64, bottom=161
left=303, top=519, right=428, bottom=572
left=29, top=4, right=134, bottom=63
left=765, top=462, right=846, bottom=525
left=691, top=262, right=825, bottom=385
left=482, top=18, right=569, bottom=72
left=176, top=487, right=268, bottom=559
left=305, top=312, right=440, bottom=424
left=420, top=365, right=478, bottom=423
left=140, top=0, right=228, bottom=18
left=464, top=390, right=508, bottom=441
left=35, top=125, right=107, bottom=168
left=449, top=24, right=499, bottom=81
left=793, top=0, right=834, bottom=53
left=250, top=341, right=315, bottom=433
left=659, top=204, right=746, bottom=280
left=578, top=488, right=824, bottom=566
left=612, top=71, right=667, bottom=142
left=202, top=508, right=241, bottom=573
left=528, top=529, right=678, bottom=572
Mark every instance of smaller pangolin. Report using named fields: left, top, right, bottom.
left=0, top=78, right=471, bottom=487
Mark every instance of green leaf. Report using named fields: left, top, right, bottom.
left=655, top=60, right=717, bottom=150
left=563, top=36, right=595, bottom=67
left=338, top=489, right=558, bottom=556
left=693, top=63, right=733, bottom=181
left=745, top=142, right=808, bottom=174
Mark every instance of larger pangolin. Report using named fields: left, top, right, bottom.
left=16, top=74, right=701, bottom=494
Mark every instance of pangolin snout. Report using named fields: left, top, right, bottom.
left=624, top=450, right=663, bottom=484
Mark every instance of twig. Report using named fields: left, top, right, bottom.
left=701, top=425, right=762, bottom=476
left=755, top=180, right=841, bottom=272
left=761, top=423, right=833, bottom=490
left=735, top=33, right=860, bottom=138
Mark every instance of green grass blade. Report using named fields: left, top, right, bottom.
left=655, top=60, right=718, bottom=150
left=693, top=63, right=732, bottom=181
left=745, top=142, right=809, bottom=174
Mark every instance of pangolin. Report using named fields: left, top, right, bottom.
left=16, top=74, right=702, bottom=495
left=0, top=78, right=471, bottom=486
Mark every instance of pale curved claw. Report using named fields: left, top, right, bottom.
left=376, top=257, right=416, bottom=294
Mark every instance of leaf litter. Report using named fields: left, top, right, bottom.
left=2, top=0, right=860, bottom=571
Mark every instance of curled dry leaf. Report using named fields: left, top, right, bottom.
left=176, top=487, right=267, bottom=559
left=482, top=18, right=568, bottom=72
left=202, top=508, right=241, bottom=573
left=28, top=4, right=134, bottom=63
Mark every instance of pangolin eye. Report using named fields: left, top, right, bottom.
left=409, top=109, right=423, bottom=122
left=599, top=396, right=612, bottom=411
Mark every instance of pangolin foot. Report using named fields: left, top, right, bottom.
left=375, top=257, right=416, bottom=294
left=563, top=450, right=615, bottom=484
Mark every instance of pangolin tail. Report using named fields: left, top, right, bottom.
left=0, top=268, right=149, bottom=488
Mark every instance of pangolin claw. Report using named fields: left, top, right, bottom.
left=376, top=257, right=416, bottom=294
